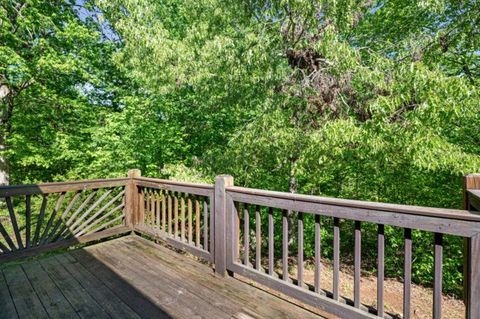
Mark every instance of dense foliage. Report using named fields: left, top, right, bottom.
left=1, top=0, right=479, bottom=295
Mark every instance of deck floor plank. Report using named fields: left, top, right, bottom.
left=55, top=253, right=142, bottom=319
left=117, top=236, right=322, bottom=319
left=1, top=235, right=324, bottom=319
left=21, top=260, right=80, bottom=319
left=2, top=265, right=49, bottom=319
left=39, top=256, right=111, bottom=319
left=0, top=269, right=19, bottom=319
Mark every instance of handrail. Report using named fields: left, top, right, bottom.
left=227, top=185, right=480, bottom=222
left=0, top=178, right=129, bottom=197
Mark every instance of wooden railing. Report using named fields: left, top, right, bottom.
left=1, top=170, right=480, bottom=319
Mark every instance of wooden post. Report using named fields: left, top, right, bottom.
left=464, top=174, right=480, bottom=319
left=214, top=175, right=233, bottom=277
left=125, top=169, right=141, bottom=229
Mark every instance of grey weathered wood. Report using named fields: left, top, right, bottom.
left=33, top=195, right=48, bottom=246
left=25, top=195, right=31, bottom=249
left=174, top=193, right=179, bottom=237
left=227, top=186, right=479, bottom=221
left=3, top=265, right=49, bottom=319
left=297, top=212, right=304, bottom=287
left=333, top=217, right=340, bottom=301
left=73, top=189, right=125, bottom=235
left=125, top=169, right=141, bottom=228
left=354, top=220, right=361, bottom=308
left=0, top=268, right=18, bottom=318
left=377, top=224, right=384, bottom=317
left=0, top=178, right=128, bottom=197
left=466, top=233, right=480, bottom=319
left=204, top=198, right=209, bottom=250
left=161, top=191, right=166, bottom=231
left=433, top=232, right=443, bottom=319
left=21, top=261, right=80, bottom=318
left=167, top=191, right=172, bottom=235
left=255, top=205, right=261, bottom=270
left=39, top=192, right=65, bottom=245
left=133, top=176, right=214, bottom=196
left=69, top=189, right=113, bottom=232
left=314, top=214, right=321, bottom=293
left=214, top=175, right=234, bottom=276
left=268, top=207, right=274, bottom=276
left=66, top=190, right=97, bottom=227
left=156, top=190, right=160, bottom=227
left=243, top=203, right=250, bottom=266
left=77, top=203, right=125, bottom=236
left=195, top=197, right=200, bottom=247
left=282, top=209, right=289, bottom=282
left=403, top=228, right=412, bottom=319
left=188, top=195, right=193, bottom=242
left=181, top=195, right=186, bottom=240
left=6, top=196, right=23, bottom=249
left=0, top=226, right=130, bottom=263
left=46, top=190, right=83, bottom=243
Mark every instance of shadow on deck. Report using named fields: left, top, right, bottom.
left=0, top=235, right=324, bottom=319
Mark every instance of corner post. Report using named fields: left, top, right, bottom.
left=214, top=175, right=233, bottom=276
left=125, top=169, right=141, bottom=229
left=464, top=174, right=480, bottom=319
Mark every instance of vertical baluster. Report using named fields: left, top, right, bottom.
left=354, top=221, right=361, bottom=308
left=433, top=233, right=443, bottom=319
left=145, top=190, right=150, bottom=226
left=25, top=195, right=31, bottom=249
left=181, top=195, right=186, bottom=241
left=6, top=197, right=23, bottom=249
left=235, top=202, right=240, bottom=260
left=167, top=191, right=172, bottom=235
left=244, top=204, right=250, bottom=266
left=377, top=224, right=385, bottom=317
left=156, top=190, right=160, bottom=228
left=297, top=212, right=304, bottom=287
left=150, top=190, right=155, bottom=226
left=195, top=197, right=200, bottom=247
left=174, top=193, right=179, bottom=238
left=188, top=195, right=193, bottom=244
left=314, top=214, right=321, bottom=293
left=283, top=209, right=289, bottom=282
left=255, top=205, right=261, bottom=270
left=203, top=198, right=208, bottom=250
left=161, top=191, right=166, bottom=232
left=268, top=207, right=274, bottom=276
left=404, top=228, right=412, bottom=319
left=333, top=217, right=340, bottom=300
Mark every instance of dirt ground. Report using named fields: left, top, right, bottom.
left=237, top=258, right=465, bottom=319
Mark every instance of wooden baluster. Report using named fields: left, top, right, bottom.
left=433, top=233, right=443, bottom=319
left=297, top=212, right=304, bottom=287
left=174, top=193, right=179, bottom=238
left=255, top=205, right=261, bottom=270
left=404, top=228, right=412, bottom=319
left=33, top=195, right=48, bottom=246
left=161, top=191, right=166, bottom=232
left=268, top=207, right=274, bottom=275
left=188, top=195, right=193, bottom=244
left=377, top=224, right=385, bottom=317
left=181, top=195, right=186, bottom=241
left=203, top=198, right=208, bottom=250
left=6, top=197, right=23, bottom=249
left=235, top=202, right=240, bottom=261
left=314, top=214, right=321, bottom=293
left=25, top=195, right=31, bottom=249
left=282, top=209, right=289, bottom=282
left=244, top=204, right=250, bottom=266
left=333, top=217, right=340, bottom=301
left=195, top=196, right=200, bottom=247
left=354, top=220, right=361, bottom=308
left=150, top=189, right=155, bottom=227
left=168, top=191, right=173, bottom=235
left=145, top=190, right=150, bottom=226
left=156, top=190, right=160, bottom=228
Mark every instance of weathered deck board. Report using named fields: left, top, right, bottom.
left=0, top=235, right=324, bottom=319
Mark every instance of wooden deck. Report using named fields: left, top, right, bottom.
left=0, top=235, right=324, bottom=319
